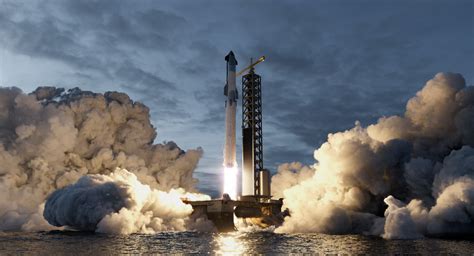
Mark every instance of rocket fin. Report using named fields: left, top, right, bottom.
left=224, top=84, right=228, bottom=96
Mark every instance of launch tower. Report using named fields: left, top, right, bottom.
left=241, top=59, right=270, bottom=197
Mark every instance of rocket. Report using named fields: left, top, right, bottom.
left=223, top=51, right=238, bottom=168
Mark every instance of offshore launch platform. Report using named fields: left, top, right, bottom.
left=183, top=51, right=284, bottom=232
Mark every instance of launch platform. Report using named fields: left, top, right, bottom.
left=183, top=195, right=284, bottom=232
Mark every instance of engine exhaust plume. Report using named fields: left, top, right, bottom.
left=223, top=166, right=238, bottom=200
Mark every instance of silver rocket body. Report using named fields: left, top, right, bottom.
left=223, top=51, right=238, bottom=168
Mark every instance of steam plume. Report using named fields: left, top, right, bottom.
left=0, top=87, right=205, bottom=232
left=44, top=168, right=211, bottom=234
left=272, top=73, right=474, bottom=239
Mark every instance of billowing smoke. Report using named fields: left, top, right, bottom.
left=270, top=162, right=315, bottom=199
left=44, top=168, right=211, bottom=234
left=0, top=87, right=206, bottom=233
left=272, top=73, right=474, bottom=239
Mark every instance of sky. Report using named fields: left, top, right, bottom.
left=0, top=0, right=473, bottom=196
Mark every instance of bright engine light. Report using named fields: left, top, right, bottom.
left=223, top=165, right=238, bottom=200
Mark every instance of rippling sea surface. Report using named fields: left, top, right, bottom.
left=1, top=231, right=473, bottom=255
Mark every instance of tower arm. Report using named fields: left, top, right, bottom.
left=236, top=56, right=265, bottom=77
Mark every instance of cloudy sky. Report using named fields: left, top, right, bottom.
left=1, top=0, right=473, bottom=195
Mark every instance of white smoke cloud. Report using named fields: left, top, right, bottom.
left=271, top=162, right=315, bottom=199
left=273, top=73, right=474, bottom=239
left=0, top=87, right=205, bottom=232
left=383, top=147, right=474, bottom=238
left=44, top=168, right=211, bottom=234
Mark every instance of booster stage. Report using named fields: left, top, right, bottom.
left=184, top=51, right=284, bottom=232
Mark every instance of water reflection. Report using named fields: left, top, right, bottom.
left=0, top=231, right=473, bottom=255
left=213, top=232, right=247, bottom=255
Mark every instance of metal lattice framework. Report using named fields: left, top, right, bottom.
left=242, top=68, right=263, bottom=195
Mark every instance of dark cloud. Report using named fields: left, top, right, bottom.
left=192, top=78, right=227, bottom=132
left=193, top=172, right=220, bottom=198
left=179, top=40, right=221, bottom=76
left=0, top=12, right=101, bottom=71
left=61, top=0, right=120, bottom=18
left=116, top=61, right=174, bottom=92
left=0, top=0, right=473, bottom=193
left=241, top=1, right=474, bottom=166
left=0, top=0, right=191, bottom=121
left=264, top=145, right=314, bottom=172
left=136, top=9, right=187, bottom=35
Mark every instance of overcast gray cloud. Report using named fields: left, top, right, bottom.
left=0, top=0, right=473, bottom=196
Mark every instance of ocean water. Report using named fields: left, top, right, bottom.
left=0, top=231, right=473, bottom=255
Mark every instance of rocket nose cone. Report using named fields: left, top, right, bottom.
left=225, top=51, right=238, bottom=65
